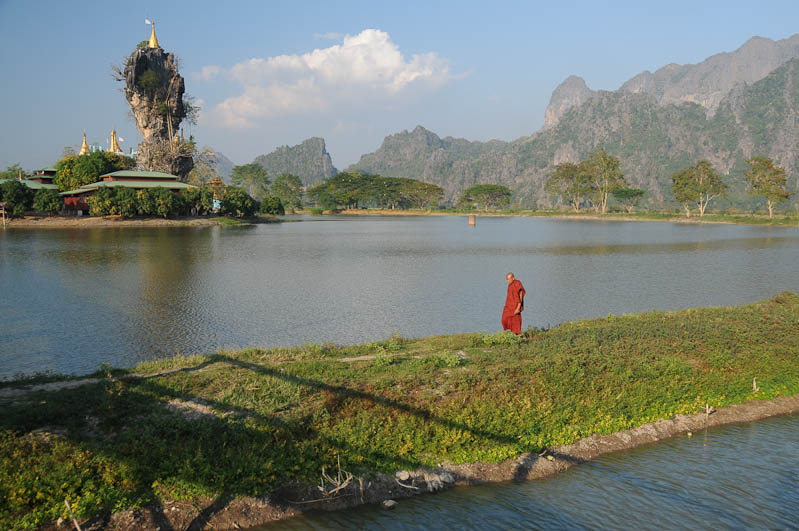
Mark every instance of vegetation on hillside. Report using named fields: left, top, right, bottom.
left=1, top=294, right=797, bottom=528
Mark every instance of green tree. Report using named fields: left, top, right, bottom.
left=54, top=151, right=135, bottom=192
left=221, top=186, right=258, bottom=217
left=611, top=187, right=646, bottom=213
left=151, top=188, right=185, bottom=218
left=87, top=188, right=115, bottom=216
left=271, top=173, right=304, bottom=211
left=113, top=187, right=139, bottom=218
left=584, top=148, right=626, bottom=214
left=231, top=163, right=270, bottom=201
left=545, top=162, right=593, bottom=212
left=745, top=156, right=792, bottom=218
left=458, top=184, right=513, bottom=211
left=0, top=163, right=31, bottom=180
left=32, top=189, right=62, bottom=215
left=184, top=186, right=215, bottom=215
left=401, top=179, right=444, bottom=209
left=134, top=189, right=153, bottom=216
left=259, top=195, right=285, bottom=216
left=0, top=179, right=33, bottom=216
left=671, top=160, right=726, bottom=217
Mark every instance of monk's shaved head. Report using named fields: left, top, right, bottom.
left=506, top=272, right=515, bottom=283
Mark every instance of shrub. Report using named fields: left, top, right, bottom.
left=136, top=189, right=155, bottom=216
left=259, top=195, right=285, bottom=216
left=152, top=188, right=184, bottom=218
left=309, top=207, right=324, bottom=216
left=221, top=186, right=258, bottom=217
left=113, top=187, right=138, bottom=218
left=32, top=189, right=62, bottom=215
left=87, top=188, right=115, bottom=216
left=184, top=186, right=214, bottom=215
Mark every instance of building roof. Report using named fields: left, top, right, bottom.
left=39, top=167, right=57, bottom=173
left=60, top=180, right=195, bottom=195
left=100, top=170, right=178, bottom=179
left=0, top=178, right=58, bottom=190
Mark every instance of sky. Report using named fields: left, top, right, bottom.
left=1, top=0, right=798, bottom=171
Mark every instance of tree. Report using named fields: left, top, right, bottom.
left=584, top=148, right=626, bottom=214
left=458, top=184, right=512, bottom=211
left=184, top=186, right=214, bottom=215
left=32, top=189, right=62, bottom=215
left=114, top=187, right=139, bottom=218
left=231, top=163, right=270, bottom=201
left=402, top=179, right=444, bottom=209
left=152, top=187, right=185, bottom=218
left=545, top=162, right=593, bottom=212
left=745, top=156, right=792, bottom=218
left=54, top=151, right=135, bottom=192
left=0, top=179, right=33, bottom=216
left=221, top=186, right=258, bottom=217
left=671, top=160, right=726, bottom=217
left=259, top=195, right=285, bottom=216
left=0, top=163, right=31, bottom=180
left=611, top=187, right=645, bottom=213
left=271, top=173, right=304, bottom=211
left=87, top=188, right=115, bottom=216
left=136, top=189, right=156, bottom=216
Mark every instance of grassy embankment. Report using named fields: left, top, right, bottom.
left=333, top=208, right=799, bottom=226
left=2, top=293, right=798, bottom=528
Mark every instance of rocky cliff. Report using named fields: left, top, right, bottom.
left=544, top=34, right=799, bottom=127
left=121, top=45, right=194, bottom=178
left=253, top=138, right=337, bottom=186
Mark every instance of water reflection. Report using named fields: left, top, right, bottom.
left=1, top=217, right=798, bottom=377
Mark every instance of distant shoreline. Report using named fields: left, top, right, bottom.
left=331, top=208, right=799, bottom=227
left=1, top=214, right=278, bottom=229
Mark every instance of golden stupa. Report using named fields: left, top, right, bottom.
left=108, top=130, right=123, bottom=153
left=78, top=133, right=91, bottom=156
left=148, top=21, right=160, bottom=49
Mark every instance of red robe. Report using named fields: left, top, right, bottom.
left=501, top=279, right=526, bottom=334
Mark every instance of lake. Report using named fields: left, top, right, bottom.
left=2, top=215, right=798, bottom=378
left=265, top=413, right=799, bottom=530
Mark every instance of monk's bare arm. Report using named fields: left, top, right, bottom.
left=515, top=290, right=523, bottom=314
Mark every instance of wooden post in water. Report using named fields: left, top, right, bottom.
left=468, top=214, right=476, bottom=227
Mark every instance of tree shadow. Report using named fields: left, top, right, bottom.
left=2, top=353, right=547, bottom=527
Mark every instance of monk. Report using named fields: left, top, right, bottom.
left=501, top=272, right=526, bottom=334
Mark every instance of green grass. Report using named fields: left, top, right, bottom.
left=2, top=294, right=798, bottom=528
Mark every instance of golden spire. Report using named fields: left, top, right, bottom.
left=108, top=130, right=123, bottom=153
left=79, top=133, right=90, bottom=156
left=148, top=21, right=160, bottom=49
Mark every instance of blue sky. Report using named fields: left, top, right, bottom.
left=1, top=0, right=797, bottom=170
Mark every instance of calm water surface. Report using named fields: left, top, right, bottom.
left=268, top=414, right=799, bottom=530
left=1, top=216, right=798, bottom=377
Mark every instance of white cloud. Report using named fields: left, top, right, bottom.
left=193, top=65, right=222, bottom=81
left=205, top=29, right=452, bottom=128
left=314, top=32, right=344, bottom=40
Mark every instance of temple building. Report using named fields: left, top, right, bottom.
left=60, top=170, right=194, bottom=213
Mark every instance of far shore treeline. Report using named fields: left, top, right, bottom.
left=1, top=148, right=795, bottom=221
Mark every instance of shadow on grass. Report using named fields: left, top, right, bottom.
left=1, top=353, right=539, bottom=527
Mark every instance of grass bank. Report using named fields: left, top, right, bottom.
left=334, top=208, right=799, bottom=226
left=1, top=294, right=798, bottom=528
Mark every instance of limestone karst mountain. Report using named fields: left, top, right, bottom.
left=253, top=137, right=337, bottom=186
left=544, top=34, right=799, bottom=127
left=348, top=36, right=799, bottom=209
left=118, top=26, right=194, bottom=179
